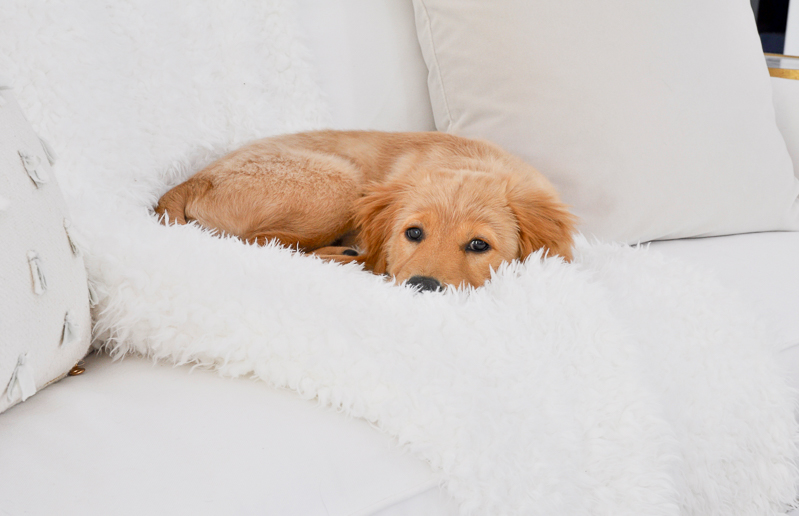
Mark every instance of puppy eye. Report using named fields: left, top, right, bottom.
left=405, top=227, right=424, bottom=242
left=466, top=239, right=490, bottom=253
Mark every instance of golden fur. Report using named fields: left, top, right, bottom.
left=155, top=130, right=576, bottom=289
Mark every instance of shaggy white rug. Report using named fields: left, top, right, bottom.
left=2, top=2, right=798, bottom=515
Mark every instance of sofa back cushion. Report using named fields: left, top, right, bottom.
left=411, top=0, right=799, bottom=243
left=292, top=0, right=436, bottom=132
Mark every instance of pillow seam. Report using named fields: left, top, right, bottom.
left=417, top=0, right=453, bottom=130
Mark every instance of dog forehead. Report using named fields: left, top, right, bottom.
left=407, top=172, right=510, bottom=213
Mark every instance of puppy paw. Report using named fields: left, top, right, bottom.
left=312, top=246, right=363, bottom=264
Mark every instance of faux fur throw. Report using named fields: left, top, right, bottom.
left=2, top=2, right=798, bottom=514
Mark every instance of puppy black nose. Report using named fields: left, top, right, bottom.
left=407, top=275, right=442, bottom=292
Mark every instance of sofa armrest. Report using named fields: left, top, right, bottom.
left=768, top=53, right=799, bottom=179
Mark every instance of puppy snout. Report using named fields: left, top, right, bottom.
left=407, top=275, right=442, bottom=292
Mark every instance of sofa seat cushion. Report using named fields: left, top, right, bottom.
left=0, top=352, right=453, bottom=516
left=651, top=231, right=799, bottom=352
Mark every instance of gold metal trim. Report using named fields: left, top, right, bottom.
left=766, top=53, right=799, bottom=80
left=769, top=68, right=799, bottom=80
left=765, top=52, right=799, bottom=59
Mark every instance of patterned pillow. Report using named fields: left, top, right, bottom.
left=0, top=88, right=92, bottom=413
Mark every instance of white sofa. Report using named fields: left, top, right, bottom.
left=2, top=1, right=799, bottom=515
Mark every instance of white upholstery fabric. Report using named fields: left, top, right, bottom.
left=411, top=0, right=799, bottom=244
left=291, top=0, right=436, bottom=132
left=0, top=352, right=453, bottom=516
left=651, top=231, right=799, bottom=351
left=0, top=90, right=91, bottom=413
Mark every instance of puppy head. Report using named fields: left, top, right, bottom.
left=354, top=168, right=576, bottom=290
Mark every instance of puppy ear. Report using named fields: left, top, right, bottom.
left=507, top=180, right=578, bottom=262
left=353, top=182, right=402, bottom=274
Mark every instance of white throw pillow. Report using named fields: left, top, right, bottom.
left=0, top=89, right=91, bottom=413
left=412, top=0, right=799, bottom=243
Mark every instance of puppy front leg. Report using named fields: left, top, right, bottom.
left=312, top=246, right=365, bottom=265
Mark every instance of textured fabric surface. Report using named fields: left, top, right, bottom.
left=0, top=91, right=91, bottom=413
left=0, top=0, right=329, bottom=393
left=87, top=210, right=799, bottom=514
left=0, top=0, right=329, bottom=204
left=3, top=233, right=799, bottom=515
left=411, top=0, right=799, bottom=244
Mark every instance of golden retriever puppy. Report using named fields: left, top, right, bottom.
left=155, top=130, right=576, bottom=291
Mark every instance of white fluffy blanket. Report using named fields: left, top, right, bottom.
left=2, top=2, right=797, bottom=514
